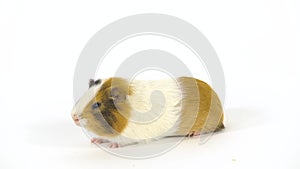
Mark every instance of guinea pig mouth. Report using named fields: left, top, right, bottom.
left=72, top=114, right=81, bottom=126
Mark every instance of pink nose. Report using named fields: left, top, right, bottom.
left=72, top=114, right=81, bottom=126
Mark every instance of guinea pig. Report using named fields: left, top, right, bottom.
left=71, top=77, right=224, bottom=148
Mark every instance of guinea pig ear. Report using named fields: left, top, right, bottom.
left=94, top=79, right=102, bottom=85
left=89, top=79, right=95, bottom=88
left=89, top=79, right=101, bottom=88
left=111, top=87, right=126, bottom=103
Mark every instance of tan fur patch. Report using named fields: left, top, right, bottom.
left=81, top=78, right=131, bottom=138
left=175, top=77, right=224, bottom=135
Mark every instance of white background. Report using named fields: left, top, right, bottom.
left=1, top=0, right=300, bottom=168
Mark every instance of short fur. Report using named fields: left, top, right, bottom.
left=71, top=77, right=224, bottom=145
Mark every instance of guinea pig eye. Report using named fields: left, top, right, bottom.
left=92, top=102, right=101, bottom=109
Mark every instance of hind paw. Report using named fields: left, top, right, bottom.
left=187, top=131, right=201, bottom=137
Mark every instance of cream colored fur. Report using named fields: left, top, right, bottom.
left=121, top=79, right=182, bottom=140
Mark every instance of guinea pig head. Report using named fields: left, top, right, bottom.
left=71, top=78, right=130, bottom=137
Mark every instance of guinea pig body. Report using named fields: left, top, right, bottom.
left=72, top=77, right=224, bottom=147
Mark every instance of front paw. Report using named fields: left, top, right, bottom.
left=91, top=138, right=108, bottom=144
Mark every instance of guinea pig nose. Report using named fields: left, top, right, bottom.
left=72, top=114, right=81, bottom=126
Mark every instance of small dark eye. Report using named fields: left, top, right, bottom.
left=92, top=102, right=101, bottom=109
